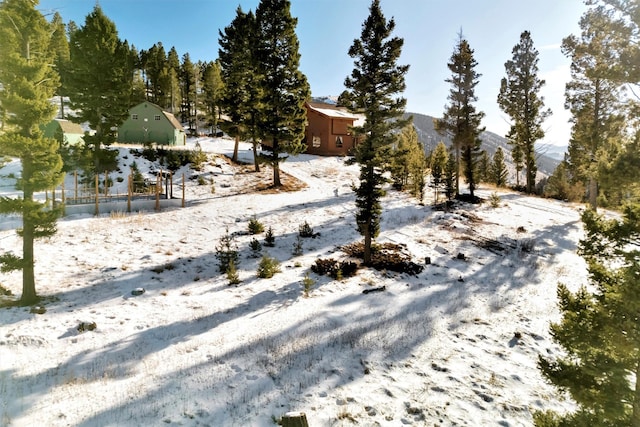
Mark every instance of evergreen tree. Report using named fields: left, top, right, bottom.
left=255, top=0, right=310, bottom=187
left=443, top=152, right=457, bottom=202
left=435, top=32, right=485, bottom=199
left=563, top=6, right=627, bottom=210
left=406, top=126, right=427, bottom=201
left=200, top=60, right=223, bottom=136
left=128, top=45, right=147, bottom=106
left=344, top=0, right=409, bottom=264
left=511, top=141, right=524, bottom=188
left=167, top=47, right=182, bottom=114
left=142, top=42, right=170, bottom=106
left=430, top=141, right=449, bottom=204
left=389, top=124, right=413, bottom=190
left=490, top=147, right=509, bottom=187
left=50, top=11, right=70, bottom=119
left=477, top=150, right=490, bottom=183
left=66, top=5, right=134, bottom=172
left=498, top=31, right=551, bottom=194
left=543, top=159, right=585, bottom=202
left=218, top=7, right=263, bottom=169
left=180, top=53, right=198, bottom=133
left=537, top=204, right=640, bottom=426
left=0, top=0, right=65, bottom=305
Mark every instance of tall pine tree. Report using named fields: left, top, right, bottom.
left=66, top=5, right=134, bottom=172
left=167, top=47, right=181, bottom=114
left=200, top=60, right=223, bottom=137
left=50, top=11, right=70, bottom=119
left=563, top=5, right=627, bottom=210
left=180, top=53, right=198, bottom=133
left=498, top=30, right=551, bottom=194
left=435, top=32, right=485, bottom=200
left=0, top=0, right=65, bottom=305
left=537, top=204, right=640, bottom=426
left=218, top=7, right=263, bottom=169
left=255, top=0, right=310, bottom=187
left=344, top=0, right=409, bottom=264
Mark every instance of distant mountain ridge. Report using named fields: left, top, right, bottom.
left=405, top=112, right=561, bottom=176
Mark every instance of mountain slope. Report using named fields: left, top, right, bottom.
left=406, top=112, right=561, bottom=177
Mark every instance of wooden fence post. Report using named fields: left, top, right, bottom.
left=127, top=173, right=132, bottom=213
left=95, top=174, right=99, bottom=216
left=155, top=171, right=160, bottom=211
left=74, top=170, right=78, bottom=203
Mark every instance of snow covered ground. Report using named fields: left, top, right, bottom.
left=0, top=137, right=585, bottom=426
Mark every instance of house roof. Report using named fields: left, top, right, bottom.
left=133, top=101, right=185, bottom=132
left=162, top=111, right=185, bottom=131
left=307, top=102, right=360, bottom=120
left=56, top=119, right=84, bottom=135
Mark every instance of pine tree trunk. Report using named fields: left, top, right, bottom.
left=273, top=162, right=281, bottom=187
left=455, top=145, right=460, bottom=197
left=272, top=141, right=281, bottom=187
left=589, top=177, right=598, bottom=211
left=363, top=228, right=372, bottom=265
left=21, top=185, right=37, bottom=305
left=232, top=135, right=239, bottom=163
left=633, top=359, right=640, bottom=427
left=252, top=141, right=260, bottom=172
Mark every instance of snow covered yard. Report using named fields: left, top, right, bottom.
left=0, top=138, right=585, bottom=426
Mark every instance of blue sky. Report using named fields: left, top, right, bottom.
left=38, top=0, right=587, bottom=149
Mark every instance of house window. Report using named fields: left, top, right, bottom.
left=312, top=135, right=321, bottom=148
left=335, top=136, right=343, bottom=148
left=132, top=114, right=138, bottom=120
left=154, top=115, right=161, bottom=121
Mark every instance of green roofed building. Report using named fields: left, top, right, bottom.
left=118, top=101, right=186, bottom=146
left=41, top=119, right=85, bottom=146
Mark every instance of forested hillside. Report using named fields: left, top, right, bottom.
left=406, top=112, right=561, bottom=176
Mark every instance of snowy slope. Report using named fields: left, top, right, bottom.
left=0, top=137, right=584, bottom=426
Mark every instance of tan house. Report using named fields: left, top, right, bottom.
left=304, top=102, right=362, bottom=156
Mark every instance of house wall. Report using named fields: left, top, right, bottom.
left=118, top=102, right=184, bottom=146
left=41, top=121, right=84, bottom=146
left=304, top=110, right=356, bottom=156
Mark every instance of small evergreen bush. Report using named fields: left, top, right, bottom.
left=489, top=192, right=501, bottom=208
left=311, top=258, right=359, bottom=279
left=190, top=142, right=208, bottom=171
left=215, top=228, right=238, bottom=273
left=292, top=235, right=303, bottom=256
left=302, top=273, right=315, bottom=297
left=257, top=254, right=280, bottom=279
left=249, top=238, right=262, bottom=256
left=226, top=259, right=240, bottom=285
left=248, top=216, right=265, bottom=234
left=298, top=220, right=315, bottom=238
left=264, top=226, right=276, bottom=247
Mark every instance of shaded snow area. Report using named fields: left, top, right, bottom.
left=0, top=137, right=585, bottom=426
